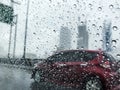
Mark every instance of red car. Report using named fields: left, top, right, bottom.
left=31, top=50, right=120, bottom=90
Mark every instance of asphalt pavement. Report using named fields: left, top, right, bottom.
left=0, top=65, right=79, bottom=90
left=0, top=65, right=32, bottom=90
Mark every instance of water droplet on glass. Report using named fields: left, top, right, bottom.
left=81, top=46, right=84, bottom=49
left=88, top=3, right=92, bottom=8
left=82, top=14, right=85, bottom=17
left=88, top=20, right=91, bottom=22
left=95, top=40, right=97, bottom=42
left=49, top=0, right=52, bottom=2
left=80, top=21, right=84, bottom=25
left=98, top=7, right=102, bottom=11
left=100, top=40, right=103, bottom=42
left=112, top=40, right=117, bottom=44
left=112, top=46, right=116, bottom=49
left=76, top=0, right=79, bottom=3
left=95, top=46, right=97, bottom=48
left=109, top=4, right=114, bottom=9
left=73, top=4, right=77, bottom=8
left=116, top=54, right=120, bottom=58
left=99, top=26, right=102, bottom=29
left=92, top=24, right=96, bottom=28
left=106, top=42, right=109, bottom=46
left=78, top=17, right=80, bottom=21
left=63, top=0, right=67, bottom=2
left=53, top=30, right=56, bottom=32
left=113, top=26, right=118, bottom=31
left=33, top=32, right=36, bottom=35
left=96, top=33, right=100, bottom=36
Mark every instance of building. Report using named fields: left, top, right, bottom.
left=58, top=26, right=71, bottom=51
left=77, top=24, right=88, bottom=49
left=103, top=20, right=112, bottom=52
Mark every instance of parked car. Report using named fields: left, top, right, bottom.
left=31, top=50, right=120, bottom=90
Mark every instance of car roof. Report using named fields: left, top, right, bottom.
left=55, top=49, right=102, bottom=54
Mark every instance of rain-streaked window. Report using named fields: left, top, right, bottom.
left=0, top=0, right=120, bottom=90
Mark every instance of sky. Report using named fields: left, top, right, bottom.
left=0, top=0, right=120, bottom=58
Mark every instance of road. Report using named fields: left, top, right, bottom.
left=0, top=65, right=79, bottom=90
left=0, top=65, right=32, bottom=90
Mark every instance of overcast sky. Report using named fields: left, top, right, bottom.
left=0, top=0, right=120, bottom=58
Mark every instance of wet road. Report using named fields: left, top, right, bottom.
left=0, top=65, right=79, bottom=90
left=0, top=65, right=32, bottom=90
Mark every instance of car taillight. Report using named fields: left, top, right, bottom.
left=100, top=61, right=111, bottom=69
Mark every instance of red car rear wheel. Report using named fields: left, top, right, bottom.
left=82, top=76, right=104, bottom=90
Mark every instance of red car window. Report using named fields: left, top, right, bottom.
left=47, top=51, right=98, bottom=62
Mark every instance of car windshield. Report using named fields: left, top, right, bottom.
left=103, top=52, right=116, bottom=62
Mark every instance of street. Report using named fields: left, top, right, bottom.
left=0, top=65, right=32, bottom=90
left=0, top=65, right=79, bottom=90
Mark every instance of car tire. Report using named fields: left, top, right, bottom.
left=82, top=76, right=104, bottom=90
left=34, top=70, right=44, bottom=82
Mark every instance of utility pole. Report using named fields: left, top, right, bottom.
left=8, top=0, right=14, bottom=63
left=23, top=0, right=30, bottom=59
left=13, top=14, right=18, bottom=59
left=8, top=0, right=20, bottom=63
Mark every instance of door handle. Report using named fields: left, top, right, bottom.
left=80, top=63, right=88, bottom=66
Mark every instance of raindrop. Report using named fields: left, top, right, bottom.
left=33, top=32, right=36, bottom=35
left=67, top=16, right=69, bottom=19
left=81, top=46, right=84, bottom=49
left=100, top=40, right=103, bottom=42
left=98, top=7, right=102, bottom=11
left=112, top=46, right=116, bottom=49
left=116, top=39, right=119, bottom=41
left=109, top=4, right=114, bottom=9
left=55, top=45, right=57, bottom=47
left=112, top=26, right=118, bottom=31
left=36, top=22, right=39, bottom=25
left=95, top=40, right=97, bottom=42
left=96, top=33, right=100, bottom=36
left=77, top=9, right=80, bottom=11
left=112, top=40, right=117, bottom=44
left=82, top=14, right=85, bottom=17
left=116, top=54, right=120, bottom=58
left=78, top=17, right=80, bottom=21
left=53, top=30, right=56, bottom=32
left=88, top=20, right=91, bottom=22
left=88, top=29, right=90, bottom=31
left=49, top=0, right=52, bottom=2
left=73, top=4, right=77, bottom=8
left=99, top=26, right=102, bottom=29
left=106, top=42, right=109, bottom=46
left=95, top=46, right=97, bottom=48
left=80, top=21, right=84, bottom=25
left=92, top=24, right=96, bottom=28
left=89, top=32, right=92, bottom=34
left=67, top=11, right=70, bottom=13
left=76, top=0, right=79, bottom=3
left=63, top=0, right=67, bottom=2
left=88, top=3, right=92, bottom=8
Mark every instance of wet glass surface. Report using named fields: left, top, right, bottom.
left=0, top=0, right=120, bottom=90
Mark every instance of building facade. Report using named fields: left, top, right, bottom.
left=77, top=24, right=88, bottom=49
left=103, top=20, right=112, bottom=52
left=58, top=26, right=71, bottom=51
